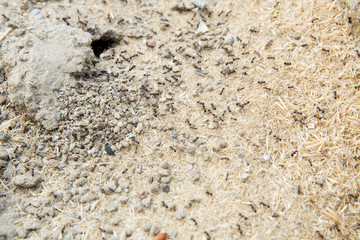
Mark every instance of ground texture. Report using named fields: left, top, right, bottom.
left=1, top=0, right=360, bottom=239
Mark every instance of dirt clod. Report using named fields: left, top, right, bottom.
left=13, top=174, right=42, bottom=188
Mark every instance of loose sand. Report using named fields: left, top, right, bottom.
left=1, top=0, right=360, bottom=239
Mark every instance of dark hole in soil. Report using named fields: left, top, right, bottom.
left=91, top=37, right=118, bottom=58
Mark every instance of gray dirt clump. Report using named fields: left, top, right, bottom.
left=0, top=19, right=93, bottom=130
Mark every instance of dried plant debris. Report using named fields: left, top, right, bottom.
left=0, top=0, right=360, bottom=239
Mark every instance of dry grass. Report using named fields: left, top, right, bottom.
left=2, top=0, right=360, bottom=239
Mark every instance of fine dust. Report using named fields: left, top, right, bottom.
left=1, top=0, right=360, bottom=239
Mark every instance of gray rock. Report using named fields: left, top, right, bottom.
left=162, top=185, right=170, bottom=193
left=171, top=131, right=178, bottom=138
left=13, top=174, right=42, bottom=188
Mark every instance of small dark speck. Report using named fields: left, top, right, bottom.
left=105, top=144, right=115, bottom=155
left=163, top=185, right=170, bottom=193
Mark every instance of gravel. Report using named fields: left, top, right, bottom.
left=141, top=223, right=152, bottom=232
left=162, top=185, right=170, bottom=193
left=175, top=207, right=186, bottom=220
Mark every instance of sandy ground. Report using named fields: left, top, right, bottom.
left=1, top=0, right=360, bottom=239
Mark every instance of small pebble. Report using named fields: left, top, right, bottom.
left=146, top=40, right=156, bottom=48
left=141, top=197, right=152, bottom=208
left=137, top=204, right=144, bottom=212
left=88, top=147, right=99, bottom=155
left=29, top=8, right=40, bottom=16
left=160, top=176, right=171, bottom=183
left=0, top=96, right=7, bottom=105
left=196, top=20, right=209, bottom=34
left=224, top=33, right=234, bottom=44
left=161, top=162, right=170, bottom=169
left=138, top=189, right=147, bottom=199
left=72, top=226, right=84, bottom=235
left=186, top=145, right=196, bottom=155
left=141, top=222, right=152, bottom=232
left=308, top=123, right=315, bottom=129
left=188, top=165, right=200, bottom=182
left=105, top=202, right=118, bottom=212
left=0, top=149, right=9, bottom=160
left=263, top=153, right=271, bottom=161
left=171, top=131, right=178, bottom=138
left=220, top=140, right=228, bottom=148
left=195, top=69, right=205, bottom=76
left=150, top=223, right=160, bottom=236
left=119, top=196, right=129, bottom=204
left=90, top=200, right=99, bottom=211
left=159, top=169, right=169, bottom=176
left=191, top=0, right=207, bottom=8
left=16, top=228, right=28, bottom=238
left=240, top=173, right=249, bottom=182
left=169, top=202, right=176, bottom=211
left=162, top=185, right=170, bottom=193
left=154, top=137, right=162, bottom=146
left=151, top=182, right=160, bottom=193
left=105, top=144, right=115, bottom=155
left=125, top=228, right=132, bottom=236
left=209, top=121, right=219, bottom=129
